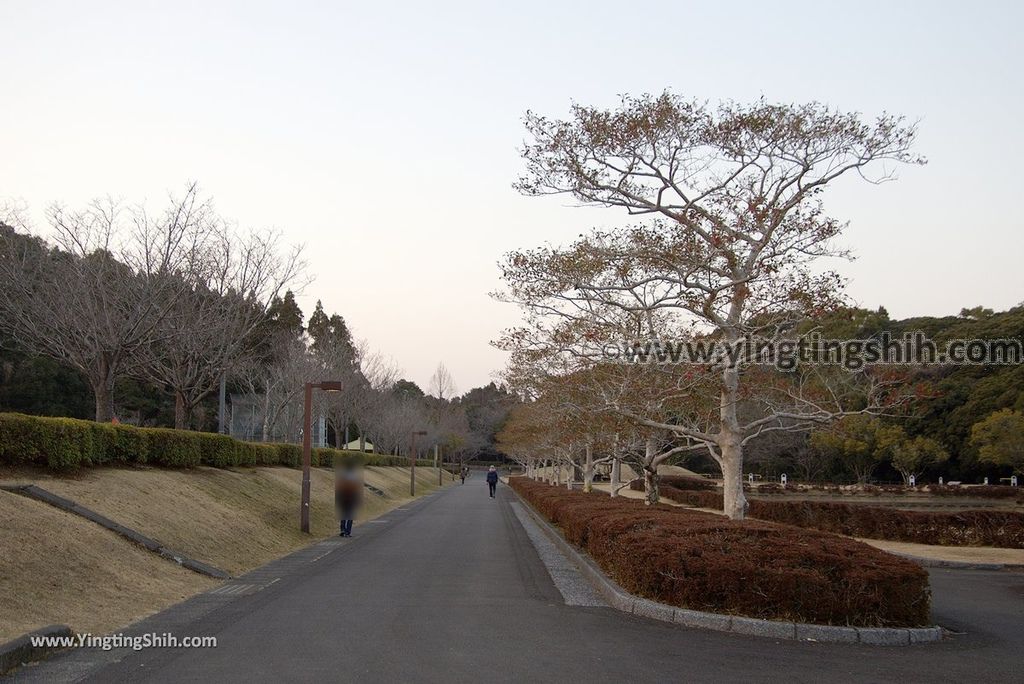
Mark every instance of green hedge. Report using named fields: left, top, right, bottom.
left=0, top=412, right=436, bottom=470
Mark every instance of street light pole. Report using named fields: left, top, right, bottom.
left=301, top=383, right=313, bottom=534
left=300, top=380, right=344, bottom=534
left=410, top=430, right=427, bottom=497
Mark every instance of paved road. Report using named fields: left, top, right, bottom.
left=13, top=483, right=1024, bottom=683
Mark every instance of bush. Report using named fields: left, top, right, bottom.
left=90, top=422, right=148, bottom=465
left=0, top=413, right=95, bottom=468
left=198, top=433, right=241, bottom=467
left=925, top=484, right=1021, bottom=499
left=748, top=499, right=1024, bottom=549
left=660, top=475, right=716, bottom=491
left=0, top=412, right=447, bottom=472
left=144, top=428, right=202, bottom=467
left=629, top=477, right=724, bottom=509
left=512, top=477, right=931, bottom=627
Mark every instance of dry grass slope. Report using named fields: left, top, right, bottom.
left=0, top=489, right=216, bottom=642
left=0, top=465, right=451, bottom=642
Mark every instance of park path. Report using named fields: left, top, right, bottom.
left=13, top=481, right=1024, bottom=683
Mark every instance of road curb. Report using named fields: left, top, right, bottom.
left=0, top=625, right=72, bottom=676
left=511, top=489, right=943, bottom=646
left=0, top=484, right=231, bottom=580
left=888, top=552, right=1024, bottom=571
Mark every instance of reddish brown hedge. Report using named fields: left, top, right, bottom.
left=629, top=477, right=724, bottom=509
left=748, top=500, right=1024, bottom=548
left=631, top=476, right=1024, bottom=548
left=512, top=477, right=931, bottom=627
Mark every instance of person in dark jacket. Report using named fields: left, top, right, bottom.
left=335, top=460, right=363, bottom=537
left=486, top=466, right=498, bottom=498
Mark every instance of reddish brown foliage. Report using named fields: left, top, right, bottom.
left=749, top=500, right=1024, bottom=548
left=631, top=476, right=1024, bottom=548
left=512, top=477, right=931, bottom=627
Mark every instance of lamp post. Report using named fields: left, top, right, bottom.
left=410, top=430, right=427, bottom=497
left=301, top=380, right=344, bottom=534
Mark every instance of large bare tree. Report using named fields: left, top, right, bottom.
left=0, top=185, right=212, bottom=421
left=501, top=93, right=923, bottom=518
left=139, top=225, right=305, bottom=429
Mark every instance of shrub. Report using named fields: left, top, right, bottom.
left=925, top=484, right=1021, bottom=500
left=144, top=428, right=202, bottom=467
left=273, top=443, right=302, bottom=467
left=629, top=477, right=724, bottom=509
left=0, top=412, right=94, bottom=468
left=661, top=475, right=716, bottom=491
left=198, top=433, right=241, bottom=467
left=512, top=477, right=931, bottom=627
left=622, top=472, right=1024, bottom=548
left=0, top=412, right=447, bottom=472
left=90, top=422, right=148, bottom=465
left=234, top=441, right=265, bottom=466
left=748, top=499, right=1024, bottom=549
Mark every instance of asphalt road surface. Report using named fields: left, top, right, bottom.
left=12, top=482, right=1024, bottom=683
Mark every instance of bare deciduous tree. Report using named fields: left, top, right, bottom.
left=428, top=362, right=457, bottom=401
left=139, top=225, right=305, bottom=429
left=501, top=93, right=922, bottom=518
left=0, top=185, right=212, bottom=421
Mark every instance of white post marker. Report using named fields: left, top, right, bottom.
left=984, top=477, right=989, bottom=485
left=780, top=473, right=787, bottom=486
left=748, top=473, right=754, bottom=484
left=909, top=474, right=916, bottom=487
left=939, top=476, right=944, bottom=485
left=1012, top=475, right=1018, bottom=487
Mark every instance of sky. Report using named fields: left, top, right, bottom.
left=2, top=0, right=1022, bottom=391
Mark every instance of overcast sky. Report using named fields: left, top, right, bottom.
left=2, top=0, right=1022, bottom=391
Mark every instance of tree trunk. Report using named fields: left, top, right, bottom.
left=582, top=443, right=595, bottom=493
left=643, top=437, right=659, bottom=505
left=174, top=391, right=189, bottom=430
left=262, top=394, right=272, bottom=442
left=93, top=381, right=115, bottom=423
left=721, top=438, right=746, bottom=519
left=643, top=466, right=659, bottom=505
left=610, top=458, right=621, bottom=497
left=720, top=364, right=748, bottom=520
left=92, top=356, right=117, bottom=422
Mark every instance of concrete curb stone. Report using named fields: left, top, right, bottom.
left=0, top=625, right=72, bottom=676
left=1, top=484, right=231, bottom=580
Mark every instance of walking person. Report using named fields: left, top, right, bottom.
left=460, top=466, right=469, bottom=484
left=486, top=465, right=498, bottom=498
left=335, top=459, right=363, bottom=537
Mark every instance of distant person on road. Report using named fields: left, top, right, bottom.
left=460, top=466, right=469, bottom=484
left=486, top=465, right=498, bottom=498
left=335, top=459, right=363, bottom=537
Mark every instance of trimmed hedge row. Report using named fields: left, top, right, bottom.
left=630, top=477, right=1024, bottom=548
left=749, top=500, right=1024, bottom=549
left=654, top=475, right=716, bottom=491
left=512, top=477, right=931, bottom=627
left=753, top=482, right=1020, bottom=500
left=0, top=412, right=432, bottom=470
left=629, top=478, right=724, bottom=509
